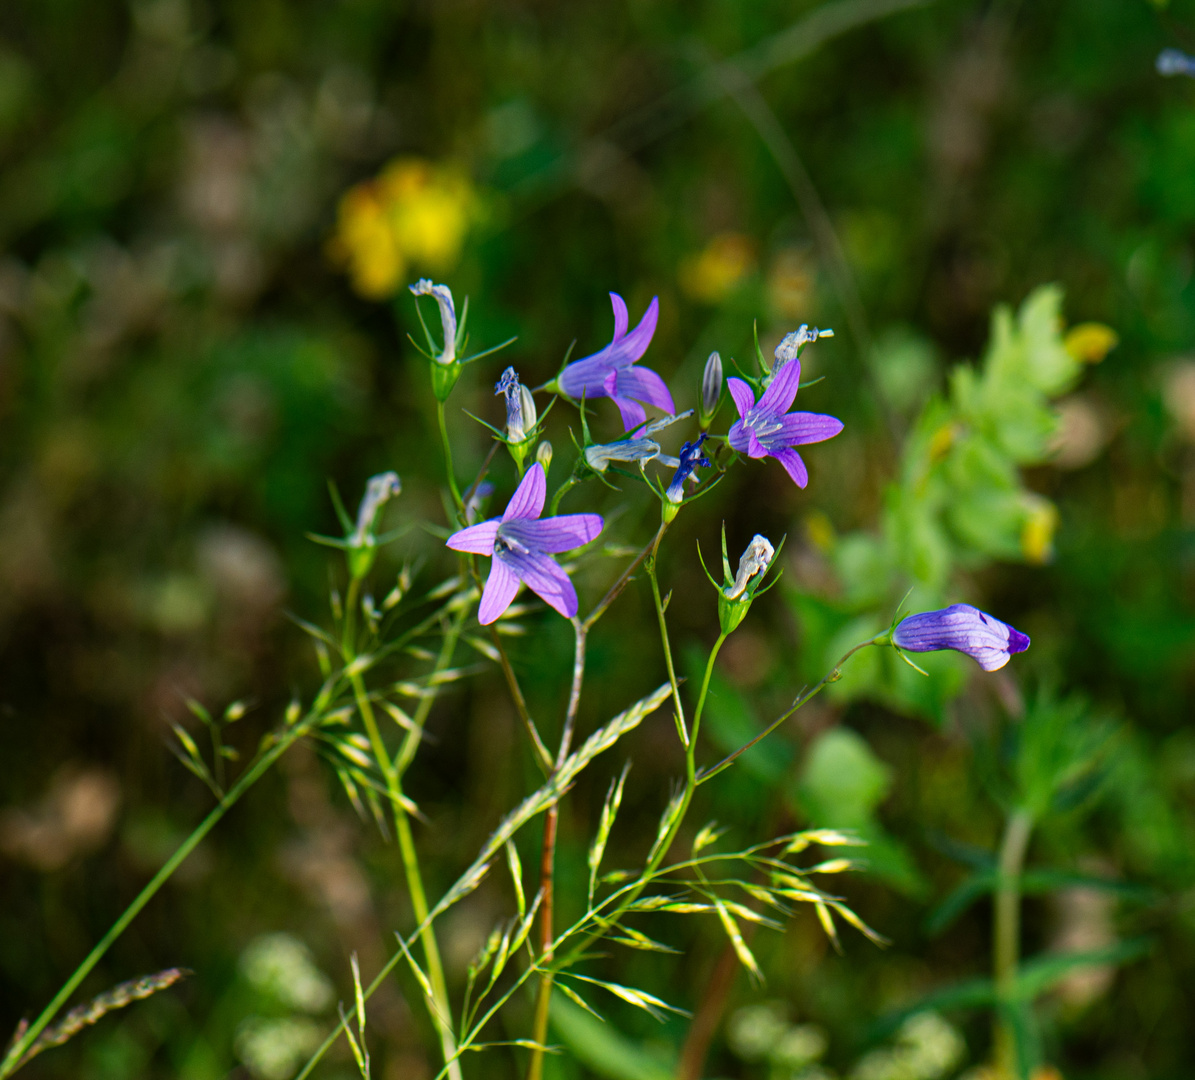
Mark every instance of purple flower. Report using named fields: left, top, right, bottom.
left=727, top=359, right=843, bottom=488
left=446, top=463, right=603, bottom=624
left=558, top=293, right=675, bottom=431
left=665, top=434, right=711, bottom=504
left=892, top=604, right=1030, bottom=672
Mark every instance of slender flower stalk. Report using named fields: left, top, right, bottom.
left=993, top=808, right=1035, bottom=1077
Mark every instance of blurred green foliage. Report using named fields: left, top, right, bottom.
left=2, top=1, right=1195, bottom=1079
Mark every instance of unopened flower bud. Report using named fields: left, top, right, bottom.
left=347, top=471, right=401, bottom=579
left=700, top=351, right=722, bottom=426
left=536, top=440, right=553, bottom=474
left=352, top=472, right=402, bottom=547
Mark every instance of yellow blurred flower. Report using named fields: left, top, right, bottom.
left=1021, top=496, right=1059, bottom=564
left=329, top=158, right=477, bottom=300
left=960, top=1067, right=1063, bottom=1080
left=1063, top=322, right=1118, bottom=364
left=679, top=233, right=755, bottom=304
left=805, top=510, right=837, bottom=553
left=767, top=246, right=814, bottom=321
left=928, top=421, right=959, bottom=463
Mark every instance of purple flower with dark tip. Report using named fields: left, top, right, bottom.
left=446, top=463, right=603, bottom=624
left=665, top=434, right=711, bottom=504
left=892, top=604, right=1030, bottom=672
left=727, top=359, right=843, bottom=488
left=557, top=293, right=675, bottom=431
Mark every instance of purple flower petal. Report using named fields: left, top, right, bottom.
left=746, top=428, right=769, bottom=459
left=772, top=447, right=809, bottom=488
left=727, top=377, right=756, bottom=419
left=558, top=296, right=660, bottom=399
left=757, top=357, right=802, bottom=415
left=613, top=365, right=676, bottom=415
left=610, top=292, right=629, bottom=340
left=500, top=547, right=578, bottom=618
left=446, top=519, right=500, bottom=555
left=727, top=418, right=750, bottom=455
left=774, top=411, right=845, bottom=447
left=503, top=514, right=603, bottom=554
left=478, top=558, right=521, bottom=624
left=502, top=463, right=546, bottom=521
left=612, top=393, right=647, bottom=431
left=616, top=296, right=659, bottom=366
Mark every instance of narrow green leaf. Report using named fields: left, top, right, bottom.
left=506, top=840, right=526, bottom=919
left=589, top=763, right=630, bottom=905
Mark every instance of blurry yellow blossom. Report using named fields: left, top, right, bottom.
left=329, top=158, right=477, bottom=300
left=1021, top=496, right=1059, bottom=564
left=768, top=246, right=814, bottom=320
left=958, top=1066, right=1062, bottom=1080
left=679, top=233, right=755, bottom=303
left=928, top=421, right=958, bottom=463
left=1063, top=322, right=1118, bottom=364
left=805, top=510, right=837, bottom=553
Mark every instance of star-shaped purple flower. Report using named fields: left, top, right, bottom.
left=727, top=358, right=843, bottom=488
left=446, top=463, right=603, bottom=624
left=557, top=293, right=675, bottom=431
left=892, top=604, right=1030, bottom=672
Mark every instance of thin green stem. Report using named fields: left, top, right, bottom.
left=993, top=807, right=1034, bottom=1079
left=397, top=609, right=467, bottom=777
left=461, top=553, right=552, bottom=774
left=548, top=475, right=579, bottom=516
left=350, top=671, right=461, bottom=1080
left=696, top=638, right=877, bottom=784
left=0, top=714, right=319, bottom=1077
left=646, top=532, right=686, bottom=748
left=690, top=632, right=729, bottom=779
left=583, top=522, right=666, bottom=632
left=550, top=637, right=876, bottom=977
left=437, top=399, right=466, bottom=523
left=342, top=577, right=360, bottom=660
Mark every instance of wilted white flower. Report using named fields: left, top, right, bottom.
left=775, top=323, right=833, bottom=366
left=725, top=534, right=775, bottom=599
left=409, top=278, right=458, bottom=364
